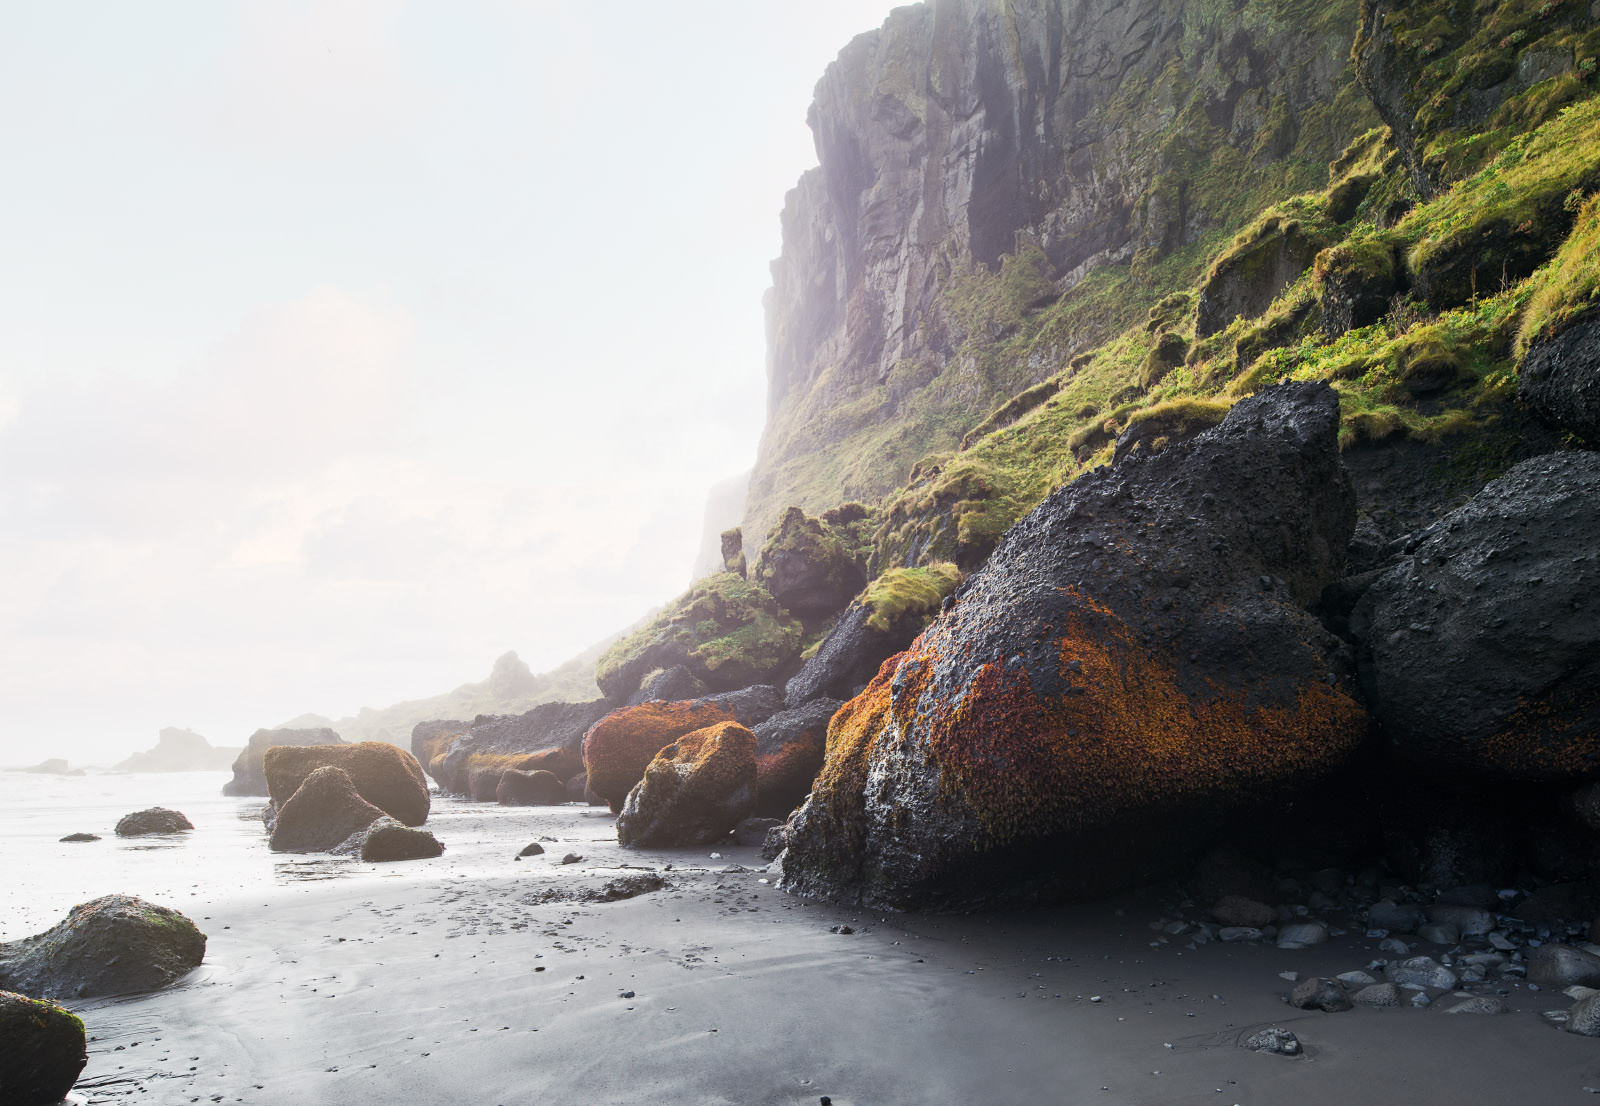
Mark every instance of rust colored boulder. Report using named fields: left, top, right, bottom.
left=0, top=990, right=87, bottom=1104
left=782, top=383, right=1368, bottom=910
left=269, top=766, right=385, bottom=853
left=359, top=817, right=444, bottom=862
left=0, top=895, right=205, bottom=1000
left=264, top=741, right=430, bottom=826
left=583, top=700, right=737, bottom=813
left=114, top=806, right=193, bottom=836
left=222, top=726, right=343, bottom=796
left=411, top=719, right=469, bottom=785
left=1354, top=452, right=1600, bottom=780
left=616, top=722, right=759, bottom=848
left=497, top=769, right=568, bottom=806
left=752, top=699, right=841, bottom=819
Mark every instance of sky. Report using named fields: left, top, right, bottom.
left=0, top=0, right=905, bottom=765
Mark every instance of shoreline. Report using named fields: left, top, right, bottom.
left=58, top=802, right=1600, bottom=1106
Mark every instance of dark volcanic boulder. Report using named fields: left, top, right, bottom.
left=784, top=564, right=959, bottom=705
left=411, top=719, right=469, bottom=785
left=626, top=665, right=709, bottom=706
left=496, top=769, right=569, bottom=806
left=1195, top=216, right=1320, bottom=337
left=616, top=722, right=759, bottom=848
left=222, top=726, right=343, bottom=796
left=0, top=991, right=86, bottom=1103
left=359, top=817, right=444, bottom=862
left=753, top=698, right=842, bottom=818
left=583, top=700, right=737, bottom=813
left=699, top=684, right=784, bottom=727
left=752, top=507, right=865, bottom=624
left=1353, top=452, right=1600, bottom=779
left=432, top=699, right=613, bottom=796
left=1521, top=311, right=1600, bottom=445
left=113, top=807, right=193, bottom=836
left=264, top=741, right=430, bottom=826
left=781, top=383, right=1368, bottom=909
left=269, top=766, right=385, bottom=853
left=0, top=895, right=206, bottom=1000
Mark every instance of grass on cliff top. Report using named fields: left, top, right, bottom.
left=858, top=563, right=961, bottom=633
left=1517, top=191, right=1600, bottom=353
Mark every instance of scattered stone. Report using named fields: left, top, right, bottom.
left=1410, top=991, right=1432, bottom=1008
left=1568, top=993, right=1600, bottom=1037
left=1379, top=937, right=1411, bottom=955
left=1337, top=970, right=1378, bottom=987
left=761, top=824, right=789, bottom=861
left=1277, top=922, right=1329, bottom=949
left=1244, top=1027, right=1302, bottom=1056
left=1444, top=996, right=1505, bottom=1016
left=1353, top=982, right=1401, bottom=1007
left=0, top=990, right=87, bottom=1104
left=1428, top=904, right=1495, bottom=937
left=1367, top=900, right=1424, bottom=933
left=1219, top=927, right=1264, bottom=943
left=561, top=853, right=582, bottom=865
left=113, top=807, right=193, bottom=836
left=1388, top=956, right=1459, bottom=990
left=58, top=833, right=99, bottom=843
left=1418, top=923, right=1460, bottom=946
left=0, top=895, right=205, bottom=1000
left=360, top=817, right=444, bottom=862
left=517, top=842, right=545, bottom=859
left=734, top=817, right=783, bottom=847
left=1529, top=945, right=1600, bottom=990
left=1212, top=895, right=1276, bottom=928
left=1289, top=977, right=1351, bottom=1012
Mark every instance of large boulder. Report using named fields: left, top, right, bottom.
left=1521, top=311, right=1600, bottom=445
left=616, top=722, right=759, bottom=848
left=781, top=383, right=1369, bottom=909
left=411, top=719, right=469, bottom=784
left=222, top=726, right=344, bottom=796
left=359, top=817, right=444, bottom=862
left=784, top=564, right=960, bottom=705
left=0, top=895, right=205, bottom=1000
left=430, top=699, right=613, bottom=796
left=753, top=698, right=842, bottom=818
left=113, top=807, right=193, bottom=836
left=752, top=507, right=866, bottom=625
left=583, top=700, right=738, bottom=813
left=1353, top=452, right=1600, bottom=779
left=0, top=991, right=87, bottom=1104
left=496, top=769, right=568, bottom=806
left=594, top=573, right=802, bottom=701
left=698, top=684, right=784, bottom=728
left=626, top=665, right=709, bottom=706
left=269, top=766, right=385, bottom=853
left=264, top=741, right=430, bottom=826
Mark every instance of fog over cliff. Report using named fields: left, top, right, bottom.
left=0, top=1, right=902, bottom=764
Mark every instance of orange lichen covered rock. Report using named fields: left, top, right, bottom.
left=615, top=722, right=758, bottom=847
left=421, top=700, right=612, bottom=795
left=264, top=742, right=430, bottom=826
left=781, top=383, right=1370, bottom=909
left=583, top=700, right=736, bottom=813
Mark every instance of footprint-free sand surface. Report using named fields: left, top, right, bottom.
left=68, top=801, right=1600, bottom=1105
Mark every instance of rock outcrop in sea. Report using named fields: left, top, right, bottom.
left=223, top=726, right=344, bottom=797
left=263, top=741, right=431, bottom=826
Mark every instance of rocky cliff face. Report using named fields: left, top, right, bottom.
left=748, top=0, right=1373, bottom=540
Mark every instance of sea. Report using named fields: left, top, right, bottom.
left=0, top=769, right=533, bottom=943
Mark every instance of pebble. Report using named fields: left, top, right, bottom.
left=1418, top=923, right=1460, bottom=946
left=560, top=853, right=582, bottom=865
left=1410, top=991, right=1433, bottom=1008
left=1336, top=970, right=1377, bottom=986
left=1353, top=982, right=1400, bottom=1008
left=1388, top=956, right=1458, bottom=990
left=1276, top=922, right=1329, bottom=949
left=1379, top=938, right=1411, bottom=955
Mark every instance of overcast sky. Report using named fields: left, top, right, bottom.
left=0, top=1, right=903, bottom=765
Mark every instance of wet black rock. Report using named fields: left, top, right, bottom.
left=0, top=990, right=87, bottom=1104
left=1520, top=311, right=1600, bottom=444
left=0, top=895, right=205, bottom=1000
left=699, top=685, right=784, bottom=728
left=113, top=807, right=193, bottom=836
left=785, top=603, right=922, bottom=707
left=627, top=665, right=710, bottom=706
left=1353, top=452, right=1600, bottom=781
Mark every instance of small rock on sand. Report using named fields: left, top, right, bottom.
left=114, top=807, right=194, bottom=836
left=1276, top=922, right=1328, bottom=949
left=1289, top=977, right=1350, bottom=1012
left=58, top=833, right=100, bottom=843
left=1353, top=983, right=1400, bottom=1007
left=1244, top=1027, right=1301, bottom=1055
left=516, top=842, right=545, bottom=859
left=561, top=853, right=582, bottom=865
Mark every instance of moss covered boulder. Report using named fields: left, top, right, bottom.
left=359, top=817, right=444, bottom=862
left=0, top=895, right=206, bottom=1000
left=269, top=766, right=385, bottom=853
left=264, top=741, right=430, bottom=827
left=753, top=507, right=867, bottom=624
left=496, top=768, right=569, bottom=806
left=1518, top=194, right=1600, bottom=443
left=595, top=573, right=802, bottom=702
left=222, top=726, right=343, bottom=797
left=781, top=383, right=1369, bottom=909
left=616, top=722, right=759, bottom=848
left=1354, top=452, right=1600, bottom=779
left=1195, top=212, right=1326, bottom=337
left=113, top=806, right=193, bottom=836
left=0, top=991, right=87, bottom=1104
left=784, top=564, right=960, bottom=705
left=582, top=700, right=738, bottom=813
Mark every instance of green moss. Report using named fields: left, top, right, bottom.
left=1516, top=191, right=1600, bottom=354
left=858, top=563, right=962, bottom=634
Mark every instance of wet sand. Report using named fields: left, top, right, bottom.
left=71, top=802, right=1600, bottom=1105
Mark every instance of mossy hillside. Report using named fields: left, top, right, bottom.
left=594, top=573, right=802, bottom=700
left=863, top=80, right=1598, bottom=574
left=1517, top=190, right=1600, bottom=353
left=858, top=563, right=962, bottom=634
